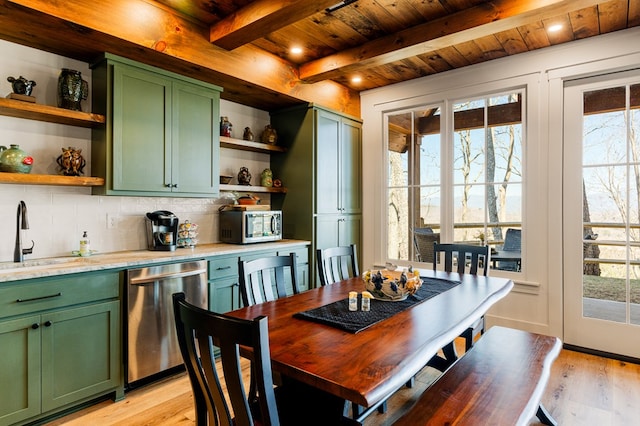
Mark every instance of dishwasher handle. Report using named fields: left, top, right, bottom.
left=129, top=267, right=207, bottom=285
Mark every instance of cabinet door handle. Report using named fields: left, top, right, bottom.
left=216, top=266, right=231, bottom=271
left=31, top=323, right=39, bottom=330
left=172, top=184, right=178, bottom=188
left=16, top=292, right=62, bottom=303
left=44, top=320, right=52, bottom=327
left=165, top=183, right=172, bottom=188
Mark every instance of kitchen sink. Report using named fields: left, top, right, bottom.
left=0, top=256, right=90, bottom=271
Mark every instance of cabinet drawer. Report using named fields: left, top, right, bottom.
left=278, top=246, right=309, bottom=264
left=208, top=256, right=238, bottom=278
left=0, top=271, right=120, bottom=320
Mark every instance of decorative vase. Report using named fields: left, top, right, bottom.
left=261, top=168, right=273, bottom=187
left=57, top=68, right=88, bottom=111
left=220, top=116, right=232, bottom=137
left=0, top=144, right=33, bottom=173
left=260, top=124, right=277, bottom=145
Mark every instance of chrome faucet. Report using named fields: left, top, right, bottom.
left=15, top=200, right=34, bottom=262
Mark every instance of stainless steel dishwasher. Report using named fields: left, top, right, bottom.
left=126, top=259, right=207, bottom=386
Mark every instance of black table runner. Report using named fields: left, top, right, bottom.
left=293, top=277, right=461, bottom=333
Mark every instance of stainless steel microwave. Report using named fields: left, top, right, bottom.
left=219, top=210, right=282, bottom=244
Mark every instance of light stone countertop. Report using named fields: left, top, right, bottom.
left=0, top=240, right=310, bottom=283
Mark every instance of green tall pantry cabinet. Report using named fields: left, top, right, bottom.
left=91, top=53, right=222, bottom=197
left=271, top=104, right=362, bottom=286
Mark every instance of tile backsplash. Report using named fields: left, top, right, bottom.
left=0, top=39, right=271, bottom=262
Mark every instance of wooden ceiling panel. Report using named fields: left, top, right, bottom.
left=493, top=28, right=529, bottom=55
left=570, top=5, right=601, bottom=39
left=597, top=0, right=629, bottom=32
left=518, top=21, right=552, bottom=50
left=1, top=0, right=638, bottom=115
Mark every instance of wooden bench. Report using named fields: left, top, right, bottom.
left=394, top=326, right=562, bottom=426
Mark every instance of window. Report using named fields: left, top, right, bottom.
left=386, top=90, right=524, bottom=272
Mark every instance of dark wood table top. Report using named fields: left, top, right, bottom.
left=227, top=269, right=513, bottom=408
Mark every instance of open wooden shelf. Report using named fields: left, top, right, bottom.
left=0, top=98, right=105, bottom=128
left=220, top=184, right=287, bottom=193
left=0, top=172, right=104, bottom=186
left=220, top=136, right=286, bottom=154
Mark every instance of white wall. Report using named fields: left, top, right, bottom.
left=360, top=27, right=640, bottom=337
left=0, top=40, right=271, bottom=262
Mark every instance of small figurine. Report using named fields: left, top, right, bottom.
left=220, top=116, right=232, bottom=137
left=243, top=127, right=254, bottom=141
left=7, top=76, right=36, bottom=96
left=237, top=166, right=251, bottom=185
left=261, top=124, right=277, bottom=145
left=56, top=146, right=86, bottom=176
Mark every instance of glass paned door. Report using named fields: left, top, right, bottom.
left=564, top=72, right=640, bottom=358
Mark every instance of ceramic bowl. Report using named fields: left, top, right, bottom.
left=237, top=196, right=259, bottom=205
left=362, top=268, right=422, bottom=301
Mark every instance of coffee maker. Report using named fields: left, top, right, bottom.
left=145, top=210, right=178, bottom=251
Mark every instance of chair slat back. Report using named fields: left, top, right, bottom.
left=239, top=253, right=299, bottom=306
left=172, top=292, right=279, bottom=426
left=316, top=244, right=359, bottom=285
left=433, top=243, right=490, bottom=276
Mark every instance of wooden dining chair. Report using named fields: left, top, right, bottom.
left=316, top=244, right=359, bottom=286
left=239, top=253, right=299, bottom=307
left=429, top=243, right=490, bottom=371
left=172, top=292, right=278, bottom=426
left=173, top=292, right=359, bottom=426
left=433, top=242, right=489, bottom=276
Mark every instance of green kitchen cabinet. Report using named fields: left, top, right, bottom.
left=208, top=255, right=242, bottom=314
left=315, top=109, right=362, bottom=215
left=91, top=54, right=222, bottom=197
left=0, top=272, right=121, bottom=426
left=207, top=243, right=310, bottom=313
left=315, top=215, right=362, bottom=255
left=270, top=104, right=362, bottom=286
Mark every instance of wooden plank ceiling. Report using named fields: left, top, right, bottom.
left=1, top=0, right=639, bottom=116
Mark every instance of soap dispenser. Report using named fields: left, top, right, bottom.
left=79, top=231, right=90, bottom=256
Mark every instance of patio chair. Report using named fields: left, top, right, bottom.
left=413, top=228, right=440, bottom=263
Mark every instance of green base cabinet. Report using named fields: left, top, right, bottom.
left=270, top=104, right=362, bottom=286
left=0, top=272, right=122, bottom=426
left=91, top=53, right=222, bottom=197
left=207, top=244, right=310, bottom=313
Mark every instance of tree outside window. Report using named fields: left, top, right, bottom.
left=386, top=90, right=524, bottom=271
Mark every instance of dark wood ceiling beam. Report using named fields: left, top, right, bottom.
left=210, top=0, right=342, bottom=50
left=299, top=0, right=606, bottom=83
left=3, top=0, right=360, bottom=116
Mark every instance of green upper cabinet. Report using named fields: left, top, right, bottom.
left=316, top=109, right=362, bottom=215
left=91, top=54, right=222, bottom=197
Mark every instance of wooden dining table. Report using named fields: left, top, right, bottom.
left=227, top=269, right=513, bottom=422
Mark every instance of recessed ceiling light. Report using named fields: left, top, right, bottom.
left=291, top=47, right=303, bottom=55
left=548, top=24, right=563, bottom=32
left=351, top=76, right=362, bottom=84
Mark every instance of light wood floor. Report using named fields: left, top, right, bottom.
left=45, top=341, right=640, bottom=426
